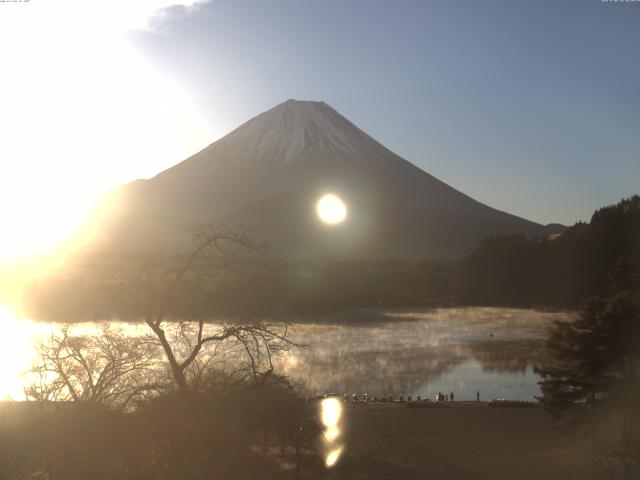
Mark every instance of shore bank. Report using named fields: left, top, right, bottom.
left=320, top=402, right=602, bottom=479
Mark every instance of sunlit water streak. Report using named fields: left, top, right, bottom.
left=0, top=307, right=56, bottom=399
left=325, top=446, right=343, bottom=468
left=320, top=397, right=344, bottom=468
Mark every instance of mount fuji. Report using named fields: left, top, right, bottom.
left=96, top=99, right=563, bottom=258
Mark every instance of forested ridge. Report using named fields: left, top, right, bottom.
left=460, top=195, right=640, bottom=307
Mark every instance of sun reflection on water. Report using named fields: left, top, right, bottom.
left=0, top=307, right=57, bottom=400
left=325, top=446, right=343, bottom=468
left=321, top=397, right=342, bottom=428
left=320, top=396, right=344, bottom=468
left=324, top=426, right=340, bottom=442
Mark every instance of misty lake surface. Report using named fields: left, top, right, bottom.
left=274, top=307, right=575, bottom=401
left=0, top=307, right=574, bottom=401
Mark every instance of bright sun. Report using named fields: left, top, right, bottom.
left=316, top=194, right=347, bottom=225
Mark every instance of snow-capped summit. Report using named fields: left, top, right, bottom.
left=179, top=99, right=397, bottom=167
left=97, top=100, right=563, bottom=258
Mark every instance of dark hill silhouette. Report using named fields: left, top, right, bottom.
left=460, top=195, right=640, bottom=306
left=94, top=99, right=563, bottom=258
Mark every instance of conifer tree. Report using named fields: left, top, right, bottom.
left=536, top=249, right=640, bottom=480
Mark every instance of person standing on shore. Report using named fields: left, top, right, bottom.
left=476, top=390, right=480, bottom=402
left=450, top=392, right=455, bottom=402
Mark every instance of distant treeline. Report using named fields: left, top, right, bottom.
left=24, top=196, right=640, bottom=321
left=459, top=195, right=640, bottom=308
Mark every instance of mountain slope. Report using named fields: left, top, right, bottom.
left=95, top=99, right=563, bottom=258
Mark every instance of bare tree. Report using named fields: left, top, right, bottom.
left=99, top=225, right=298, bottom=393
left=26, top=323, right=162, bottom=411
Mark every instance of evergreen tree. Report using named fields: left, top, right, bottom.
left=536, top=251, right=640, bottom=480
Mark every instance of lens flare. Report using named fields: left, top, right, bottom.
left=316, top=194, right=347, bottom=225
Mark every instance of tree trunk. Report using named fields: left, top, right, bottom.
left=147, top=321, right=189, bottom=392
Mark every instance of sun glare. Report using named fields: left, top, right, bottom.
left=0, top=2, right=212, bottom=261
left=0, top=307, right=55, bottom=400
left=316, top=194, right=347, bottom=225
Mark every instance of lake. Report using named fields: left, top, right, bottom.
left=0, top=306, right=574, bottom=402
left=274, top=307, right=575, bottom=401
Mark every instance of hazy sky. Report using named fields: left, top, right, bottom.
left=0, top=0, right=638, bottom=257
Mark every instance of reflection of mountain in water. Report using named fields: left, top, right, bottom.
left=277, top=339, right=542, bottom=396
left=468, top=339, right=547, bottom=375
left=279, top=344, right=469, bottom=396
left=275, top=308, right=571, bottom=397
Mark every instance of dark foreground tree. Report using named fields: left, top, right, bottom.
left=13, top=227, right=316, bottom=479
left=4, top=377, right=314, bottom=480
left=536, top=250, right=640, bottom=480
